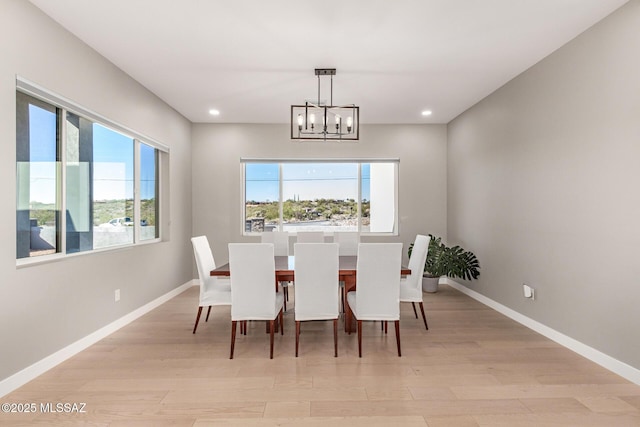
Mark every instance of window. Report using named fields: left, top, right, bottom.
left=242, top=159, right=398, bottom=235
left=16, top=80, right=165, bottom=262
left=139, top=142, right=159, bottom=241
left=16, top=93, right=61, bottom=258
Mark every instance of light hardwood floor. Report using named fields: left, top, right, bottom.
left=2, top=285, right=639, bottom=426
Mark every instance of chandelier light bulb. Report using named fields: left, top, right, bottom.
left=297, top=114, right=304, bottom=131
left=347, top=116, right=353, bottom=132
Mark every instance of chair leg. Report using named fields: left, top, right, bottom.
left=205, top=306, right=212, bottom=322
left=357, top=320, right=363, bottom=357
left=395, top=320, right=401, bottom=357
left=280, top=309, right=284, bottom=335
left=230, top=321, right=237, bottom=359
left=385, top=321, right=388, bottom=334
left=333, top=318, right=338, bottom=357
left=269, top=320, right=275, bottom=359
left=419, top=302, right=429, bottom=330
left=193, top=306, right=203, bottom=334
left=411, top=302, right=418, bottom=319
left=347, top=304, right=352, bottom=335
left=244, top=320, right=248, bottom=335
left=381, top=320, right=384, bottom=331
left=295, top=321, right=300, bottom=357
left=283, top=287, right=287, bottom=312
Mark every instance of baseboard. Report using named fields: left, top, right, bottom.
left=443, top=278, right=640, bottom=386
left=0, top=280, right=196, bottom=398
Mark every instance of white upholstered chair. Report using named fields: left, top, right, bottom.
left=228, top=243, right=284, bottom=359
left=335, top=231, right=360, bottom=256
left=294, top=243, right=340, bottom=357
left=347, top=243, right=403, bottom=357
left=190, top=236, right=231, bottom=334
left=400, top=234, right=430, bottom=329
left=296, top=231, right=325, bottom=243
left=261, top=230, right=289, bottom=255
left=261, top=231, right=292, bottom=309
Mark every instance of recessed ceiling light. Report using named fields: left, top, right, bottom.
left=421, top=110, right=432, bottom=116
left=209, top=109, right=220, bottom=116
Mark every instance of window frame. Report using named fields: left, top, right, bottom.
left=16, top=77, right=167, bottom=267
left=241, top=158, right=399, bottom=237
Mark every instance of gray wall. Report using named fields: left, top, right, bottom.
left=0, top=0, right=193, bottom=381
left=191, top=124, right=447, bottom=266
left=447, top=1, right=640, bottom=369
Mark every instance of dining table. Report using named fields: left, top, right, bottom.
left=211, top=255, right=411, bottom=332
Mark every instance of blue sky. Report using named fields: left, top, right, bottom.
left=27, top=104, right=155, bottom=203
left=246, top=163, right=370, bottom=202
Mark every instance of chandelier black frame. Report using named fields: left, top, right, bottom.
left=290, top=68, right=359, bottom=141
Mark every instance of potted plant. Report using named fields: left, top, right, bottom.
left=409, top=235, right=480, bottom=292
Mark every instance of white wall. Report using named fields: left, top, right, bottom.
left=447, top=1, right=640, bottom=369
left=191, top=124, right=447, bottom=266
left=0, top=0, right=193, bottom=382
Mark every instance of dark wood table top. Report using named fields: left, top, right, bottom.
left=211, top=255, right=410, bottom=276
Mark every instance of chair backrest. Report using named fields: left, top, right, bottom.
left=191, top=235, right=222, bottom=297
left=355, top=243, right=403, bottom=319
left=406, top=234, right=430, bottom=291
left=296, top=231, right=325, bottom=243
left=261, top=230, right=289, bottom=256
left=228, top=243, right=277, bottom=320
left=294, top=243, right=339, bottom=320
left=335, top=231, right=360, bottom=256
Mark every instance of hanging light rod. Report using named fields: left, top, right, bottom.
left=291, top=68, right=359, bottom=141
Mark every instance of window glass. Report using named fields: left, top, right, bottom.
left=92, top=124, right=134, bottom=249
left=282, top=163, right=358, bottom=232
left=140, top=143, right=159, bottom=240
left=242, top=160, right=397, bottom=235
left=16, top=92, right=61, bottom=259
left=362, top=163, right=396, bottom=233
left=245, top=163, right=279, bottom=232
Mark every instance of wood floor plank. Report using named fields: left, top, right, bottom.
left=193, top=415, right=428, bottom=426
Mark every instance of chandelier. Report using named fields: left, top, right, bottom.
left=291, top=68, right=359, bottom=141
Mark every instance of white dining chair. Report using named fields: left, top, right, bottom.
left=262, top=230, right=292, bottom=310
left=347, top=242, right=403, bottom=357
left=228, top=243, right=284, bottom=359
left=294, top=243, right=340, bottom=357
left=400, top=234, right=430, bottom=330
left=261, top=230, right=289, bottom=255
left=190, top=236, right=231, bottom=334
left=296, top=231, right=325, bottom=243
left=335, top=231, right=360, bottom=256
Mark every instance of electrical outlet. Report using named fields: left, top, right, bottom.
left=523, top=284, right=535, bottom=300
left=115, top=289, right=121, bottom=302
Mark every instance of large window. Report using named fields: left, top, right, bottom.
left=243, top=159, right=398, bottom=235
left=16, top=81, right=165, bottom=262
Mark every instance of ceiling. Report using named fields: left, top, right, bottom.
left=29, top=0, right=628, bottom=124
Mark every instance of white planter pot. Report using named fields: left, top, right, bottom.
left=422, top=276, right=440, bottom=293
